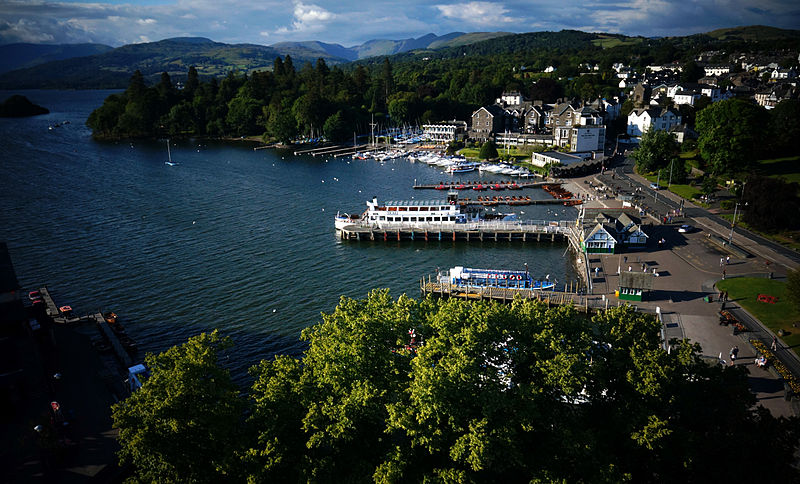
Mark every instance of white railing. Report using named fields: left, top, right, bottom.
left=344, top=220, right=573, bottom=233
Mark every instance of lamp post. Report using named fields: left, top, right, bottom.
left=729, top=202, right=740, bottom=245
left=668, top=159, right=674, bottom=188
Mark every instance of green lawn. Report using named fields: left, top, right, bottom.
left=643, top=174, right=701, bottom=200
left=758, top=155, right=800, bottom=185
left=459, top=147, right=530, bottom=162
left=716, top=277, right=800, bottom=354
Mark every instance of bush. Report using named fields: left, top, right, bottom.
left=720, top=200, right=736, bottom=210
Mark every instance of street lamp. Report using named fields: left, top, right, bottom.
left=729, top=202, right=745, bottom=244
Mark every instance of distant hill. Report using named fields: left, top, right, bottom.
left=0, top=42, right=113, bottom=74
left=0, top=37, right=339, bottom=89
left=705, top=25, right=800, bottom=41
left=2, top=26, right=799, bottom=90
left=273, top=32, right=511, bottom=61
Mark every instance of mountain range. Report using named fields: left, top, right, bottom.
left=0, top=32, right=512, bottom=89
left=0, top=25, right=797, bottom=90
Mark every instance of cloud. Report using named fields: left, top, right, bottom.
left=0, top=0, right=798, bottom=48
left=435, top=1, right=514, bottom=25
left=270, top=1, right=337, bottom=37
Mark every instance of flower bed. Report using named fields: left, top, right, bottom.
left=750, top=339, right=800, bottom=395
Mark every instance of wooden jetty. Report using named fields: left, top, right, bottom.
left=413, top=181, right=550, bottom=190
left=420, top=278, right=591, bottom=312
left=458, top=197, right=581, bottom=206
left=294, top=144, right=370, bottom=157
left=339, top=221, right=573, bottom=242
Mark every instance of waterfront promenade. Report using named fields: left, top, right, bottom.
left=561, top=162, right=800, bottom=417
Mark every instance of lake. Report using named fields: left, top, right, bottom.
left=0, top=90, right=579, bottom=380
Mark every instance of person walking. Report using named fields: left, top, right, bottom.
left=726, top=256, right=730, bottom=265
left=722, top=269, right=726, bottom=280
left=720, top=257, right=724, bottom=267
left=730, top=345, right=739, bottom=365
left=771, top=336, right=778, bottom=351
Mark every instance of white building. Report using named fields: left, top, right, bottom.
left=570, top=125, right=606, bottom=153
left=673, top=91, right=701, bottom=106
left=627, top=108, right=682, bottom=137
left=422, top=120, right=467, bottom=143
left=704, top=65, right=730, bottom=77
left=530, top=151, right=585, bottom=168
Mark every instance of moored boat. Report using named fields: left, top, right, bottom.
left=335, top=192, right=517, bottom=230
left=439, top=266, right=555, bottom=290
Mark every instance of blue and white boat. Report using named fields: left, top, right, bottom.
left=440, top=266, right=556, bottom=290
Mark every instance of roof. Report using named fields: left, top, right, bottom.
left=585, top=223, right=618, bottom=242
left=619, top=271, right=655, bottom=290
left=382, top=199, right=451, bottom=207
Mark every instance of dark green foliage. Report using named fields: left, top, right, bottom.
left=680, top=60, right=704, bottom=82
left=769, top=99, right=800, bottom=157
left=0, top=94, right=49, bottom=117
left=112, top=331, right=242, bottom=483
left=479, top=140, right=498, bottom=160
left=114, top=294, right=800, bottom=483
left=742, top=175, right=800, bottom=231
left=695, top=98, right=769, bottom=176
left=632, top=129, right=679, bottom=173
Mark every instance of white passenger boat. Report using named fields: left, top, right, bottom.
left=335, top=192, right=517, bottom=231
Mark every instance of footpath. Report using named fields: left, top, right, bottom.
left=562, top=171, right=800, bottom=418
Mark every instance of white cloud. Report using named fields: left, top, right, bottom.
left=137, top=18, right=157, bottom=25
left=435, top=1, right=514, bottom=25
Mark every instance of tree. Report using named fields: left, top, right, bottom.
left=265, top=103, right=297, bottom=144
left=695, top=98, right=769, bottom=176
left=742, top=175, right=800, bottom=231
left=527, top=77, right=563, bottom=103
left=185, top=66, right=199, bottom=99
left=322, top=110, right=348, bottom=142
left=479, top=140, right=498, bottom=160
left=680, top=60, right=704, bottom=82
left=631, top=129, right=679, bottom=173
left=243, top=294, right=800, bottom=482
left=112, top=331, right=242, bottom=483
left=769, top=99, right=800, bottom=157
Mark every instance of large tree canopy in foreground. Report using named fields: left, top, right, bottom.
left=115, top=292, right=800, bottom=483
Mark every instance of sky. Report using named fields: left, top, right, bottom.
left=1, top=0, right=799, bottom=47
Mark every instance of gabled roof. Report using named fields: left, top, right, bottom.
left=472, top=105, right=505, bottom=118
left=584, top=223, right=618, bottom=242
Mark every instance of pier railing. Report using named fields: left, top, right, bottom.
left=342, top=219, right=573, bottom=233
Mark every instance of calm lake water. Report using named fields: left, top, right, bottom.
left=0, top=90, right=579, bottom=380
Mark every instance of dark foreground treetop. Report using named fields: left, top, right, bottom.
left=0, top=95, right=49, bottom=117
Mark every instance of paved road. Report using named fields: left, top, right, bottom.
left=601, top=156, right=800, bottom=268
left=562, top=164, right=800, bottom=417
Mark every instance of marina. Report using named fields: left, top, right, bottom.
left=413, top=180, right=549, bottom=190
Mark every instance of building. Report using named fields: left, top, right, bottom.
left=627, top=108, right=681, bottom=137
left=422, top=120, right=467, bottom=143
left=470, top=105, right=506, bottom=141
left=530, top=151, right=585, bottom=168
left=618, top=271, right=655, bottom=301
left=704, top=65, right=731, bottom=77
left=579, top=204, right=649, bottom=253
left=570, top=125, right=606, bottom=153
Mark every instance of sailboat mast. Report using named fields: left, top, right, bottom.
left=167, top=139, right=172, bottom=163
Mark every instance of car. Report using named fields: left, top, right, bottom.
left=678, top=224, right=693, bottom=233
left=649, top=182, right=662, bottom=190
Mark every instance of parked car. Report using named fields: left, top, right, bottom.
left=678, top=224, right=694, bottom=233
left=649, top=182, right=662, bottom=190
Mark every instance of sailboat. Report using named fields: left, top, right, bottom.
left=165, top=139, right=176, bottom=166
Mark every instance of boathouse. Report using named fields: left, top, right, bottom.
left=582, top=223, right=618, bottom=253
left=617, top=271, right=655, bottom=301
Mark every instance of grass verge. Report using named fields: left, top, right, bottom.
left=716, top=277, right=800, bottom=356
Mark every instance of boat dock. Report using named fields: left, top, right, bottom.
left=339, top=220, right=575, bottom=242
left=420, top=276, right=591, bottom=311
left=458, top=197, right=581, bottom=206
left=413, top=181, right=550, bottom=190
left=37, top=285, right=136, bottom=368
left=293, top=144, right=377, bottom=157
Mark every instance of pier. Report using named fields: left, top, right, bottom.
left=413, top=181, right=550, bottom=190
left=420, top=277, right=591, bottom=311
left=38, top=285, right=136, bottom=368
left=294, top=144, right=375, bottom=157
left=338, top=220, right=574, bottom=242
